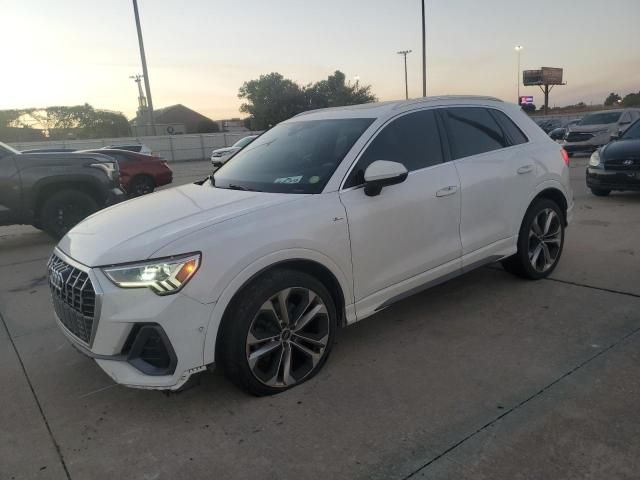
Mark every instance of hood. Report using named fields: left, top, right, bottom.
left=212, top=146, right=240, bottom=154
left=601, top=139, right=640, bottom=162
left=569, top=123, right=614, bottom=134
left=18, top=151, right=114, bottom=164
left=57, top=182, right=304, bottom=266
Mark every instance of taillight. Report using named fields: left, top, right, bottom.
left=561, top=148, right=570, bottom=166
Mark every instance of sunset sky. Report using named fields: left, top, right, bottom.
left=2, top=0, right=639, bottom=121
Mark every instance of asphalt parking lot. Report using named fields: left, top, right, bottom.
left=2, top=156, right=639, bottom=480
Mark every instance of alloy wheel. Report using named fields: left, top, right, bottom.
left=245, top=287, right=330, bottom=388
left=528, top=208, right=562, bottom=272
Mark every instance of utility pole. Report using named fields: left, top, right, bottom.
left=421, top=0, right=426, bottom=96
left=132, top=0, right=156, bottom=136
left=515, top=45, right=523, bottom=104
left=397, top=50, right=412, bottom=100
left=129, top=74, right=147, bottom=110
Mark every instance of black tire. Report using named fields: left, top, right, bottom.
left=218, top=268, right=337, bottom=396
left=128, top=175, right=155, bottom=197
left=40, top=190, right=99, bottom=239
left=502, top=198, right=565, bottom=280
left=590, top=188, right=611, bottom=197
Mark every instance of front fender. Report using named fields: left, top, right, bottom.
left=201, top=248, right=354, bottom=365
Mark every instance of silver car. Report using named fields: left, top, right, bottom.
left=210, top=135, right=258, bottom=168
left=563, top=108, right=640, bottom=156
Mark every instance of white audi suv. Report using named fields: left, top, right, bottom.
left=48, top=96, right=573, bottom=395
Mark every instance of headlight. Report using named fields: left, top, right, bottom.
left=90, top=162, right=118, bottom=181
left=102, top=253, right=200, bottom=295
left=589, top=150, right=601, bottom=167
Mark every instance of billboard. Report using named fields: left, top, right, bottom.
left=519, top=96, right=534, bottom=105
left=523, top=67, right=563, bottom=86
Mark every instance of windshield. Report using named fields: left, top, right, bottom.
left=213, top=118, right=374, bottom=194
left=232, top=136, right=256, bottom=148
left=579, top=112, right=622, bottom=126
left=620, top=120, right=640, bottom=140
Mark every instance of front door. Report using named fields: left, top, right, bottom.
left=339, top=109, right=462, bottom=315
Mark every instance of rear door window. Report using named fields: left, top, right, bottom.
left=442, top=107, right=509, bottom=159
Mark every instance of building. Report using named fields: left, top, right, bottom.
left=216, top=118, right=250, bottom=133
left=131, top=104, right=218, bottom=136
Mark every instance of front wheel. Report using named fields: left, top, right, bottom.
left=590, top=188, right=611, bottom=197
left=218, top=269, right=337, bottom=396
left=40, top=190, right=99, bottom=239
left=502, top=198, right=565, bottom=280
left=128, top=176, right=155, bottom=197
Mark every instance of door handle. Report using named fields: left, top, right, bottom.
left=436, top=185, right=458, bottom=197
left=517, top=165, right=534, bottom=174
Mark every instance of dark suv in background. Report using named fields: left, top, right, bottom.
left=0, top=141, right=125, bottom=238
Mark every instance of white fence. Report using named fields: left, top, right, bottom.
left=9, top=132, right=262, bottom=163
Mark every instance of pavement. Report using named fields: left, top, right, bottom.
left=1, top=156, right=639, bottom=480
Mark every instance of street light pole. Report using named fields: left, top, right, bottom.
left=515, top=45, right=523, bottom=104
left=397, top=50, right=412, bottom=100
left=421, top=0, right=426, bottom=96
left=132, top=0, right=156, bottom=136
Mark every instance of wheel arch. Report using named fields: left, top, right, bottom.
left=33, top=179, right=104, bottom=219
left=530, top=186, right=569, bottom=225
left=205, top=251, right=352, bottom=366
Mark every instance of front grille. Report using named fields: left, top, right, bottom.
left=47, top=254, right=96, bottom=344
left=605, top=158, right=640, bottom=171
left=566, top=132, right=594, bottom=143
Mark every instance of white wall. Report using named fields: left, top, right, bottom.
left=9, top=132, right=262, bottom=163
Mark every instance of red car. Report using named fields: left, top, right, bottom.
left=83, top=149, right=173, bottom=196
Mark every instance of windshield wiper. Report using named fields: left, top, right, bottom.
left=226, top=183, right=261, bottom=192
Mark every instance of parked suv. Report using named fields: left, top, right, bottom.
left=48, top=97, right=573, bottom=395
left=563, top=108, right=640, bottom=155
left=0, top=141, right=125, bottom=238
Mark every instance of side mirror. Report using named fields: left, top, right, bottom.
left=610, top=132, right=621, bottom=142
left=363, top=160, right=408, bottom=197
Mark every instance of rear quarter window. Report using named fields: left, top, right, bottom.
left=490, top=109, right=528, bottom=145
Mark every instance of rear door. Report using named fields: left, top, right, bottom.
left=440, top=106, right=533, bottom=263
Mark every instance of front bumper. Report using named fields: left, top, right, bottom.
left=563, top=142, right=599, bottom=154
left=586, top=167, right=640, bottom=191
left=106, top=187, right=126, bottom=206
left=50, top=248, right=215, bottom=390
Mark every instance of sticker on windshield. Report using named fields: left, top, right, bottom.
left=274, top=176, right=303, bottom=184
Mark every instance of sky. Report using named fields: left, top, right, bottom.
left=1, top=0, right=639, bottom=121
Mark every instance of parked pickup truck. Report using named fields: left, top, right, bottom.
left=0, top=141, right=125, bottom=238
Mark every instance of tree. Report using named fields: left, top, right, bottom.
left=604, top=92, right=621, bottom=106
left=239, top=70, right=377, bottom=130
left=0, top=104, right=130, bottom=139
left=305, top=70, right=377, bottom=109
left=239, top=73, right=308, bottom=130
left=520, top=103, right=536, bottom=113
left=621, top=91, right=640, bottom=108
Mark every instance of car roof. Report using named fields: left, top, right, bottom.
left=290, top=95, right=505, bottom=122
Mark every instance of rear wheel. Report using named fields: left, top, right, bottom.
left=128, top=175, right=155, bottom=197
left=218, top=269, right=337, bottom=396
left=40, top=190, right=99, bottom=239
left=590, top=188, right=611, bottom=197
left=502, top=198, right=565, bottom=280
